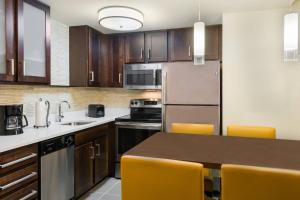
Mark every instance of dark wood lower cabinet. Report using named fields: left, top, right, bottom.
left=75, top=123, right=113, bottom=198
left=94, top=135, right=108, bottom=184
left=75, top=142, right=94, bottom=198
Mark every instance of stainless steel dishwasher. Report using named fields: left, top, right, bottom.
left=40, top=135, right=74, bottom=200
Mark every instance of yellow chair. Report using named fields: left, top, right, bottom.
left=227, top=125, right=276, bottom=139
left=221, top=164, right=300, bottom=200
left=171, top=123, right=215, bottom=135
left=121, top=155, right=205, bottom=200
left=171, top=123, right=215, bottom=195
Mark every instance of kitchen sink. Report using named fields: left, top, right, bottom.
left=60, top=121, right=95, bottom=126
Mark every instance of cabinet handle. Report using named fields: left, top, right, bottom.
left=188, top=45, right=191, bottom=57
left=118, top=73, right=122, bottom=84
left=90, top=71, right=94, bottom=82
left=10, top=59, right=15, bottom=75
left=0, top=153, right=36, bottom=168
left=90, top=146, right=95, bottom=159
left=140, top=48, right=143, bottom=59
left=95, top=144, right=101, bottom=157
left=148, top=49, right=151, bottom=60
left=0, top=172, right=37, bottom=190
left=19, top=190, right=37, bottom=200
left=23, top=61, right=26, bottom=75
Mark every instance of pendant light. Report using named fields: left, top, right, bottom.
left=98, top=6, right=144, bottom=31
left=284, top=0, right=299, bottom=62
left=194, top=0, right=205, bottom=65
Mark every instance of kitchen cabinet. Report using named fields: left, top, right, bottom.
left=99, top=35, right=114, bottom=87
left=70, top=26, right=101, bottom=87
left=205, top=25, right=222, bottom=61
left=0, top=144, right=38, bottom=200
left=0, top=0, right=50, bottom=84
left=112, top=34, right=125, bottom=87
left=75, top=123, right=112, bottom=198
left=17, top=0, right=51, bottom=84
left=75, top=142, right=94, bottom=197
left=125, top=32, right=145, bottom=63
left=145, top=31, right=168, bottom=62
left=0, top=0, right=16, bottom=82
left=168, top=28, right=193, bottom=61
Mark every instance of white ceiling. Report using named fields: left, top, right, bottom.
left=45, top=0, right=293, bottom=33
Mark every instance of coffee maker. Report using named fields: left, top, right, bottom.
left=0, top=105, right=28, bottom=135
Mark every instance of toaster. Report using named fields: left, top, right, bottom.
left=88, top=104, right=105, bottom=118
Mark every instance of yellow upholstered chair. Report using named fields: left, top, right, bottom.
left=171, top=123, right=215, bottom=135
left=121, top=155, right=205, bottom=200
left=227, top=125, right=276, bottom=139
left=171, top=123, right=215, bottom=195
left=221, top=164, right=300, bottom=200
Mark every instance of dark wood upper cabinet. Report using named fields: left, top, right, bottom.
left=125, top=32, right=145, bottom=63
left=88, top=28, right=100, bottom=86
left=99, top=35, right=114, bottom=87
left=70, top=26, right=102, bottom=87
left=145, top=31, right=168, bottom=62
left=205, top=25, right=222, bottom=61
left=0, top=0, right=16, bottom=82
left=168, top=28, right=193, bottom=61
left=17, top=0, right=51, bottom=84
left=112, top=34, right=125, bottom=87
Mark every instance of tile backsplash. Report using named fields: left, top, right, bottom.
left=0, top=85, right=161, bottom=118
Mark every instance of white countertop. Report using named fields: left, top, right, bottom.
left=0, top=108, right=129, bottom=153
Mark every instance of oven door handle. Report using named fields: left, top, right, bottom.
left=115, top=122, right=162, bottom=130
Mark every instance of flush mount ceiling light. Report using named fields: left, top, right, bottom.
left=284, top=0, right=299, bottom=62
left=98, top=6, right=144, bottom=31
left=194, top=0, right=205, bottom=65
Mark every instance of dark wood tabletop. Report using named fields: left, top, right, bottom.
left=125, top=132, right=300, bottom=171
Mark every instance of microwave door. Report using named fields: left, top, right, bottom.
left=125, top=69, right=156, bottom=89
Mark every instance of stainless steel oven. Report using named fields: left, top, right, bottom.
left=114, top=99, right=162, bottom=178
left=123, top=63, right=162, bottom=90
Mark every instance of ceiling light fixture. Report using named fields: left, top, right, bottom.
left=284, top=0, right=299, bottom=62
left=98, top=6, right=144, bottom=31
left=194, top=0, right=205, bottom=65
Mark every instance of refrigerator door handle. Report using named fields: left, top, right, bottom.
left=163, top=71, right=167, bottom=104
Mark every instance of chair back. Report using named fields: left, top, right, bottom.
left=227, top=125, right=276, bottom=139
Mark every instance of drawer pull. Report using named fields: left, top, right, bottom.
left=0, top=153, right=37, bottom=169
left=19, top=190, right=37, bottom=200
left=0, top=172, right=37, bottom=190
left=95, top=144, right=101, bottom=157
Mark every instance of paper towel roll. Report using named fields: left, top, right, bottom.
left=35, top=99, right=47, bottom=127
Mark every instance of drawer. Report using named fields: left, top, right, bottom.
left=1, top=181, right=38, bottom=200
left=75, top=124, right=108, bottom=146
left=0, top=164, right=37, bottom=197
left=0, top=144, right=37, bottom=175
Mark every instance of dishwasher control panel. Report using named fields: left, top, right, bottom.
left=40, top=135, right=74, bottom=156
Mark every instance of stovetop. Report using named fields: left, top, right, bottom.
left=115, top=115, right=162, bottom=123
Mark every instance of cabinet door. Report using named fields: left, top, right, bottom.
left=112, top=35, right=125, bottom=87
left=99, top=35, right=114, bottom=87
left=94, top=135, right=108, bottom=184
left=168, top=28, right=193, bottom=61
left=0, top=0, right=16, bottom=82
left=205, top=25, right=222, bottom=61
left=125, top=32, right=145, bottom=63
left=88, top=28, right=100, bottom=86
left=17, top=0, right=50, bottom=84
left=75, top=142, right=94, bottom=198
left=145, top=31, right=168, bottom=62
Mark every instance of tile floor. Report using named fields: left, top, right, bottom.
left=79, top=178, right=121, bottom=200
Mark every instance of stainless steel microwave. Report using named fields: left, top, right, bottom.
left=123, top=63, right=162, bottom=90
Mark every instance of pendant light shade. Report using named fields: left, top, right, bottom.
left=284, top=12, right=299, bottom=62
left=194, top=21, right=205, bottom=65
left=98, top=6, right=144, bottom=31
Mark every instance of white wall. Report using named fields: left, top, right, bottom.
left=223, top=9, right=300, bottom=140
left=51, top=20, right=69, bottom=86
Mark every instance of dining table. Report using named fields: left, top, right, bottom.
left=125, top=132, right=300, bottom=171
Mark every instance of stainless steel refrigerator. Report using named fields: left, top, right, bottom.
left=162, top=61, right=221, bottom=134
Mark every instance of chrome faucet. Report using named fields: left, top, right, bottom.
left=57, top=101, right=71, bottom=122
